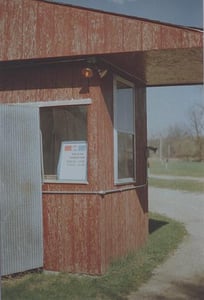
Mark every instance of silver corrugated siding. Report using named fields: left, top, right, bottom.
left=0, top=105, right=43, bottom=275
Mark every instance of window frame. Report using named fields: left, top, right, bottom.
left=113, top=76, right=136, bottom=184
left=34, top=99, right=91, bottom=184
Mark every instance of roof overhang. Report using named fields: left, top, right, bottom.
left=100, top=47, right=203, bottom=86
left=0, top=46, right=202, bottom=87
left=1, top=0, right=203, bottom=87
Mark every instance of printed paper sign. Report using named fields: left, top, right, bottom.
left=57, top=141, right=87, bottom=181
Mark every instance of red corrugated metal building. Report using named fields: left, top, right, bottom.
left=0, top=0, right=203, bottom=275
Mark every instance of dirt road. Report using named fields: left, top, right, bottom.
left=128, top=187, right=204, bottom=300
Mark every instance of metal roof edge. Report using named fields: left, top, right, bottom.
left=40, top=0, right=203, bottom=32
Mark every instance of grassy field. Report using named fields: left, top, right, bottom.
left=2, top=213, right=186, bottom=300
left=149, top=177, right=204, bottom=193
left=149, top=159, right=204, bottom=177
left=148, top=159, right=204, bottom=192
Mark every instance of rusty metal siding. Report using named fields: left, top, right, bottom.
left=0, top=105, right=43, bottom=275
left=0, top=0, right=202, bottom=61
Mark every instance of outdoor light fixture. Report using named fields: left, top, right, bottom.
left=98, top=69, right=108, bottom=78
left=82, top=57, right=108, bottom=80
left=81, top=67, right=108, bottom=79
left=81, top=67, right=94, bottom=78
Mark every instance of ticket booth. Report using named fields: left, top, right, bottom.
left=0, top=0, right=202, bottom=275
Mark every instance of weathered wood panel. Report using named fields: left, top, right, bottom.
left=43, top=188, right=148, bottom=275
left=0, top=59, right=148, bottom=274
left=123, top=19, right=142, bottom=52
left=103, top=14, right=124, bottom=52
left=43, top=194, right=102, bottom=274
left=87, top=12, right=105, bottom=54
left=100, top=189, right=148, bottom=273
left=0, top=0, right=202, bottom=61
left=161, top=26, right=183, bottom=49
left=37, top=2, right=55, bottom=57
left=142, top=22, right=162, bottom=50
left=22, top=0, right=38, bottom=59
left=181, top=30, right=204, bottom=48
left=0, top=1, right=7, bottom=59
left=53, top=6, right=72, bottom=57
left=2, top=1, right=23, bottom=60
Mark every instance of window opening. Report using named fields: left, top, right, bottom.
left=40, top=105, right=87, bottom=182
left=114, top=77, right=136, bottom=183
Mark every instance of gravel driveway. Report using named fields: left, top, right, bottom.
left=128, top=187, right=204, bottom=300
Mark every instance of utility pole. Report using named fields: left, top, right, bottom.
left=159, top=136, right=163, bottom=161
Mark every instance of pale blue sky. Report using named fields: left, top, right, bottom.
left=147, top=85, right=204, bottom=137
left=49, top=0, right=203, bottom=27
left=48, top=0, right=203, bottom=137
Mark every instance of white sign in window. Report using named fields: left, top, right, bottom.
left=57, top=141, right=88, bottom=181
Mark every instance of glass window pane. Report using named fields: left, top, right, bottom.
left=114, top=78, right=135, bottom=182
left=40, top=106, right=87, bottom=178
left=118, top=132, right=134, bottom=179
left=116, top=82, right=134, bottom=133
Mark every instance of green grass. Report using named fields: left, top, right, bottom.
left=149, top=159, right=204, bottom=177
left=148, top=159, right=204, bottom=192
left=149, top=177, right=204, bottom=193
left=2, top=213, right=186, bottom=300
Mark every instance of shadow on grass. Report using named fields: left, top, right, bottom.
left=149, top=219, right=168, bottom=234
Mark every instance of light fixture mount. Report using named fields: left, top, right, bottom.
left=81, top=67, right=94, bottom=78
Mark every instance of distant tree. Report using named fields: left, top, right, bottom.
left=188, top=104, right=204, bottom=161
left=148, top=106, right=204, bottom=161
left=164, top=124, right=189, bottom=159
left=166, top=124, right=187, bottom=139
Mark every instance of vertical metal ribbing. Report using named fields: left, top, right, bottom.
left=0, top=105, right=43, bottom=275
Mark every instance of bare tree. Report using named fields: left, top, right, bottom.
left=188, top=104, right=204, bottom=161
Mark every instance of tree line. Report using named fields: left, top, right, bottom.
left=148, top=104, right=204, bottom=161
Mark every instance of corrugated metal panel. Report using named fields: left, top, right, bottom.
left=0, top=105, right=43, bottom=275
